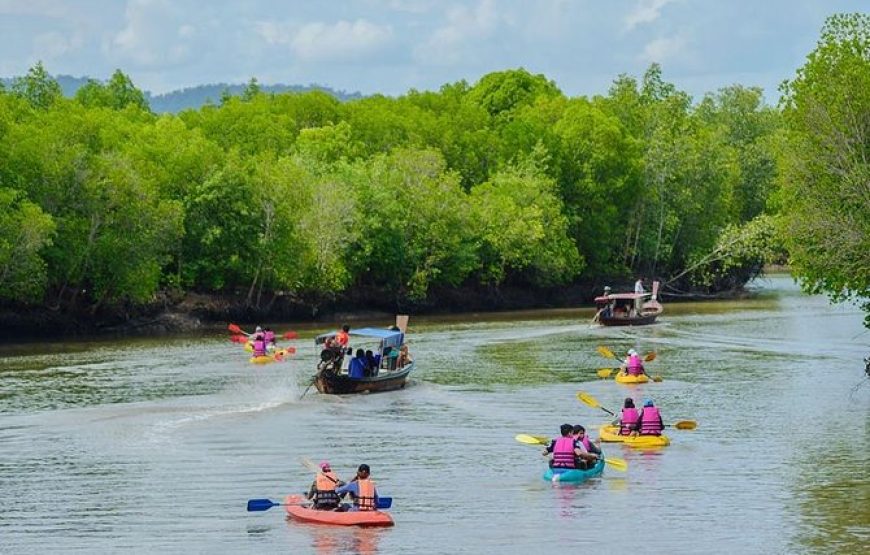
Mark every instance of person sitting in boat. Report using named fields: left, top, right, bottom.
left=307, top=461, right=345, bottom=510
left=620, top=349, right=646, bottom=377
left=396, top=344, right=412, bottom=368
left=349, top=349, right=367, bottom=379
left=262, top=327, right=277, bottom=352
left=637, top=399, right=664, bottom=436
left=542, top=423, right=583, bottom=469
left=364, top=349, right=380, bottom=377
left=571, top=425, right=601, bottom=469
left=336, top=464, right=379, bottom=511
left=251, top=330, right=268, bottom=357
left=617, top=397, right=640, bottom=436
left=335, top=324, right=351, bottom=350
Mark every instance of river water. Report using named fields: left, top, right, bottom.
left=1, top=275, right=868, bottom=554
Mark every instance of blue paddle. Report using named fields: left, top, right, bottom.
left=247, top=497, right=392, bottom=511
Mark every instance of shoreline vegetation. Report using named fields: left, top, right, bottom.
left=1, top=14, right=867, bottom=340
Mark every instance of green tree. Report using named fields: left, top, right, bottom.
left=75, top=69, right=150, bottom=112
left=778, top=13, right=870, bottom=326
left=0, top=188, right=55, bottom=300
left=11, top=61, right=62, bottom=110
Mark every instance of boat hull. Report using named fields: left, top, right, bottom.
left=283, top=495, right=394, bottom=527
left=598, top=425, right=670, bottom=447
left=614, top=372, right=650, bottom=384
left=542, top=457, right=605, bottom=483
left=597, top=310, right=661, bottom=326
left=314, top=362, right=414, bottom=394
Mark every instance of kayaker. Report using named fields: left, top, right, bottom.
left=571, top=425, right=601, bottom=469
left=349, top=349, right=367, bottom=379
left=617, top=397, right=640, bottom=435
left=336, top=464, right=379, bottom=511
left=307, top=461, right=345, bottom=510
left=251, top=331, right=267, bottom=357
left=620, top=349, right=646, bottom=377
left=263, top=328, right=277, bottom=352
left=543, top=424, right=583, bottom=469
left=638, top=399, right=664, bottom=436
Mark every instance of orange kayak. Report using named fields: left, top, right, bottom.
left=283, top=495, right=394, bottom=527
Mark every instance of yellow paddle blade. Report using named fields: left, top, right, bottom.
left=515, top=434, right=549, bottom=445
left=576, top=391, right=600, bottom=408
left=604, top=457, right=628, bottom=471
left=644, top=351, right=657, bottom=362
left=596, top=346, right=616, bottom=359
left=675, top=420, right=697, bottom=430
left=596, top=368, right=614, bottom=378
left=652, top=375, right=663, bottom=383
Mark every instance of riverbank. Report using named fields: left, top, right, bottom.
left=0, top=278, right=759, bottom=340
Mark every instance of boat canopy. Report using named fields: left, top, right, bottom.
left=315, top=328, right=405, bottom=349
left=595, top=292, right=651, bottom=302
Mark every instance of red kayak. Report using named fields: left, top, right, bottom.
left=283, top=495, right=394, bottom=527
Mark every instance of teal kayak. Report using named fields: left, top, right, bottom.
left=542, top=457, right=605, bottom=483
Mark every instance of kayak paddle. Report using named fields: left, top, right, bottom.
left=282, top=331, right=298, bottom=340
left=247, top=497, right=392, bottom=511
left=596, top=346, right=616, bottom=359
left=576, top=391, right=615, bottom=416
left=514, top=435, right=626, bottom=471
left=670, top=420, right=697, bottom=430
left=596, top=368, right=616, bottom=379
left=228, top=323, right=249, bottom=335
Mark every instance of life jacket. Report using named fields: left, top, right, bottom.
left=264, top=330, right=275, bottom=344
left=640, top=406, right=663, bottom=435
left=335, top=330, right=349, bottom=347
left=620, top=408, right=639, bottom=435
left=314, top=472, right=340, bottom=507
left=577, top=435, right=592, bottom=452
left=252, top=336, right=267, bottom=357
left=627, top=354, right=643, bottom=375
left=356, top=479, right=376, bottom=511
left=552, top=436, right=576, bottom=468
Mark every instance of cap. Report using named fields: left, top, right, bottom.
left=628, top=349, right=637, bottom=356
left=319, top=461, right=331, bottom=470
left=643, top=399, right=654, bottom=407
left=255, top=326, right=263, bottom=332
left=358, top=464, right=370, bottom=473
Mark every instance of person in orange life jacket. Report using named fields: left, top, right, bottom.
left=543, top=424, right=583, bottom=469
left=336, top=464, right=379, bottom=511
left=335, top=324, right=350, bottom=350
left=620, top=349, right=646, bottom=377
left=349, top=349, right=367, bottom=378
left=616, top=397, right=640, bottom=436
left=637, top=399, right=664, bottom=436
left=571, top=425, right=601, bottom=469
left=307, top=461, right=345, bottom=510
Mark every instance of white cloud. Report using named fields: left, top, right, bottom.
left=639, top=35, right=688, bottom=64
left=256, top=19, right=393, bottom=63
left=32, top=30, right=84, bottom=60
left=414, top=0, right=500, bottom=65
left=624, top=0, right=677, bottom=32
left=106, top=0, right=196, bottom=67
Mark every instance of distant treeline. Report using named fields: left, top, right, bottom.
left=0, top=60, right=787, bottom=315
left=0, top=74, right=362, bottom=113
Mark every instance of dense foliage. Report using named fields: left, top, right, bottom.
left=778, top=13, right=870, bottom=328
left=0, top=59, right=787, bottom=313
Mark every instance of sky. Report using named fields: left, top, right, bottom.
left=0, top=0, right=866, bottom=102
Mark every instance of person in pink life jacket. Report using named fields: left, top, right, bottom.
left=251, top=329, right=267, bottom=357
left=571, top=425, right=601, bottom=469
left=263, top=328, right=277, bottom=352
left=638, top=399, right=664, bottom=436
left=620, top=349, right=646, bottom=377
left=543, top=424, right=583, bottom=469
left=617, top=397, right=640, bottom=435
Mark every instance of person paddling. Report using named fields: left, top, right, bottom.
left=307, top=461, right=345, bottom=510
left=251, top=328, right=267, bottom=357
left=617, top=397, right=640, bottom=436
left=336, top=464, right=380, bottom=511
left=572, top=425, right=601, bottom=469
left=637, top=399, right=664, bottom=436
left=263, top=327, right=277, bottom=352
left=542, top=424, right=583, bottom=469
left=620, top=349, right=646, bottom=377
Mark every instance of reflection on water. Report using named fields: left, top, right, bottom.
left=0, top=275, right=867, bottom=553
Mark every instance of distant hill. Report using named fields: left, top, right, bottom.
left=0, top=74, right=362, bottom=113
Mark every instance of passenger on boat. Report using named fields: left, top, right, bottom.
left=349, top=349, right=367, bottom=379
left=617, top=397, right=640, bottom=435
left=634, top=277, right=645, bottom=294
left=543, top=424, right=583, bottom=469
left=571, top=425, right=601, bottom=469
left=365, top=350, right=380, bottom=377
left=620, top=349, right=646, bottom=376
left=336, top=464, right=379, bottom=511
left=335, top=324, right=351, bottom=350
left=638, top=399, right=664, bottom=436
left=307, top=461, right=345, bottom=510
left=396, top=344, right=412, bottom=368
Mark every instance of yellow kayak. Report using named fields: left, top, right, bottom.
left=248, top=349, right=290, bottom=364
left=598, top=425, right=670, bottom=447
left=614, top=372, right=649, bottom=384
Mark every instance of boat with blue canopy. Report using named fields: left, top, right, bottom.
left=312, top=316, right=414, bottom=394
